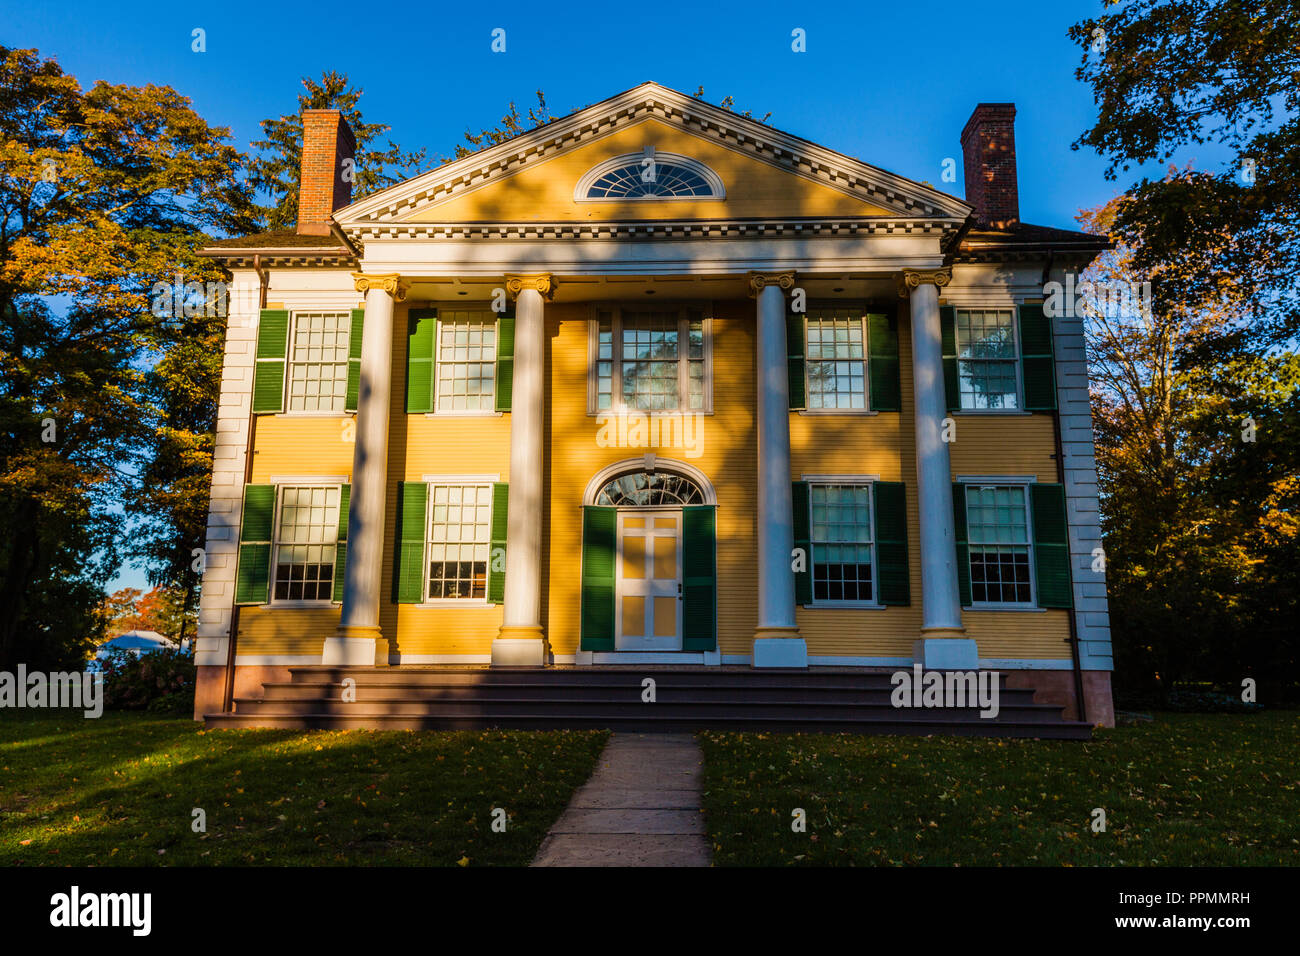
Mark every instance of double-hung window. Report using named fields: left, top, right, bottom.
left=592, top=307, right=709, bottom=412
left=963, top=484, right=1034, bottom=605
left=805, top=310, right=866, bottom=410
left=272, top=485, right=342, bottom=601
left=426, top=483, right=493, bottom=600
left=955, top=308, right=1020, bottom=409
left=810, top=482, right=875, bottom=604
left=287, top=312, right=351, bottom=412
left=435, top=310, right=497, bottom=412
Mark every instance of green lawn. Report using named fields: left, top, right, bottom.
left=0, top=712, right=607, bottom=866
left=699, top=712, right=1300, bottom=866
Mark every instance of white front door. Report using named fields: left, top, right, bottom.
left=616, top=510, right=682, bottom=651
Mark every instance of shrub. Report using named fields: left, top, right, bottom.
left=100, top=646, right=196, bottom=715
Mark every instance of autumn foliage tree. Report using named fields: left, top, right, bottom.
left=0, top=46, right=258, bottom=669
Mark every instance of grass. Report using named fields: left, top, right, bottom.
left=0, top=711, right=607, bottom=866
left=699, top=711, right=1300, bottom=866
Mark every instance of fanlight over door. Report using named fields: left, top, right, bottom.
left=594, top=470, right=706, bottom=507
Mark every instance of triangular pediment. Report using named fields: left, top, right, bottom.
left=335, top=83, right=971, bottom=234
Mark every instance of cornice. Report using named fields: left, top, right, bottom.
left=335, top=84, right=973, bottom=226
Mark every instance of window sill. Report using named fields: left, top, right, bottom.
left=267, top=600, right=339, bottom=609
left=267, top=411, right=351, bottom=419
left=424, top=410, right=504, bottom=418
left=963, top=604, right=1045, bottom=612
left=586, top=409, right=715, bottom=418
left=805, top=601, right=885, bottom=610
left=414, top=600, right=498, bottom=608
left=797, top=409, right=879, bottom=417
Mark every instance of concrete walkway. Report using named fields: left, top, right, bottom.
left=531, top=733, right=711, bottom=866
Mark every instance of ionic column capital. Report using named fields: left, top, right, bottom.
left=747, top=271, right=796, bottom=298
left=897, top=268, right=952, bottom=298
left=351, top=272, right=409, bottom=301
left=504, top=273, right=557, bottom=301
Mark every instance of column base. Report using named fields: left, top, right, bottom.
left=752, top=627, right=807, bottom=668
left=323, top=625, right=380, bottom=666
left=912, top=636, right=979, bottom=670
left=492, top=626, right=547, bottom=667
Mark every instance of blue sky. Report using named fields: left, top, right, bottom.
left=0, top=0, right=1222, bottom=592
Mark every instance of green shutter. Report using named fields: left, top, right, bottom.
left=867, top=312, right=901, bottom=412
left=235, top=484, right=276, bottom=604
left=1031, top=483, right=1073, bottom=608
left=488, top=482, right=509, bottom=604
left=940, top=305, right=960, bottom=412
left=1018, top=304, right=1058, bottom=411
left=873, top=481, right=910, bottom=605
left=579, top=506, right=616, bottom=651
left=952, top=483, right=972, bottom=607
left=791, top=481, right=812, bottom=605
left=332, top=483, right=350, bottom=603
left=406, top=309, right=437, bottom=414
left=682, top=506, right=717, bottom=651
left=495, top=308, right=515, bottom=412
left=786, top=312, right=806, bottom=410
left=252, top=309, right=289, bottom=413
left=344, top=309, right=365, bottom=412
left=393, top=482, right=428, bottom=604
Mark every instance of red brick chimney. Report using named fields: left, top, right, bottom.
left=297, top=109, right=356, bottom=236
left=960, top=103, right=1019, bottom=229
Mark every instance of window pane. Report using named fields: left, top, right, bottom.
left=964, top=484, right=1033, bottom=604
left=273, top=485, right=340, bottom=600
left=810, top=483, right=873, bottom=602
left=956, top=309, right=1019, bottom=409
left=287, top=313, right=351, bottom=412
left=806, top=311, right=866, bottom=409
left=620, top=312, right=680, bottom=410
left=436, top=312, right=497, bottom=411
left=427, top=483, right=492, bottom=600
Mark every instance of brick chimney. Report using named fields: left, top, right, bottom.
left=296, top=109, right=356, bottom=236
left=960, top=103, right=1019, bottom=229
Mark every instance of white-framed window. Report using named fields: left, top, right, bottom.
left=810, top=482, right=876, bottom=604
left=955, top=308, right=1020, bottom=410
left=272, top=484, right=341, bottom=602
left=574, top=152, right=725, bottom=201
left=805, top=309, right=867, bottom=410
left=287, top=311, right=351, bottom=412
left=426, top=483, right=493, bottom=600
left=590, top=306, right=711, bottom=413
left=435, top=310, right=497, bottom=412
left=963, top=483, right=1034, bottom=605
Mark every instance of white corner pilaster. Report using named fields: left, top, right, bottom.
left=901, top=269, right=977, bottom=670
left=492, top=273, right=553, bottom=667
left=749, top=272, right=807, bottom=668
left=324, top=273, right=405, bottom=667
left=196, top=271, right=261, bottom=670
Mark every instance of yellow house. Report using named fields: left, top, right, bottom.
left=195, top=83, right=1115, bottom=728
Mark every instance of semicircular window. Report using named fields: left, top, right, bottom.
left=595, top=471, right=706, bottom=506
left=580, top=154, right=723, bottom=200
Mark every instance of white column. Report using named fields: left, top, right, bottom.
left=750, top=272, right=807, bottom=668
left=903, top=270, right=976, bottom=670
left=492, top=274, right=552, bottom=666
left=323, top=273, right=404, bottom=666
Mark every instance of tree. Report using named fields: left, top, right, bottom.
left=0, top=46, right=258, bottom=669
left=455, top=90, right=554, bottom=159
left=1070, top=1, right=1300, bottom=350
left=250, top=70, right=427, bottom=230
left=1077, top=196, right=1300, bottom=701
